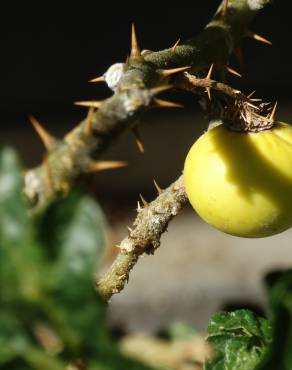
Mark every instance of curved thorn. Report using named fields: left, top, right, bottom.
left=269, top=101, right=278, bottom=121
left=139, top=194, right=148, bottom=207
left=223, top=65, right=242, bottom=78
left=153, top=98, right=183, bottom=108
left=28, top=115, right=58, bottom=151
left=75, top=101, right=103, bottom=108
left=153, top=179, right=163, bottom=194
left=137, top=201, right=142, bottom=211
left=246, top=30, right=272, bottom=45
left=171, top=38, right=180, bottom=53
left=132, top=126, right=145, bottom=153
left=206, top=87, right=211, bottom=101
left=159, top=66, right=190, bottom=77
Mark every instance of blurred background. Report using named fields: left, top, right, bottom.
left=1, top=0, right=292, bottom=333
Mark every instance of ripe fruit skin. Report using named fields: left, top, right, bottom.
left=184, top=122, right=292, bottom=238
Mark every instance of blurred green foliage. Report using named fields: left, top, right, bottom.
left=0, top=147, right=153, bottom=370
left=257, top=269, right=292, bottom=370
left=2, top=146, right=292, bottom=370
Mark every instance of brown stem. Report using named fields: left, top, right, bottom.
left=97, top=176, right=187, bottom=301
left=177, top=72, right=276, bottom=133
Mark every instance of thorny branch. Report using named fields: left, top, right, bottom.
left=24, top=0, right=270, bottom=209
left=22, top=0, right=271, bottom=300
left=97, top=176, right=187, bottom=301
left=177, top=71, right=277, bottom=132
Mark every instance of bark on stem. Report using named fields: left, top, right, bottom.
left=97, top=176, right=187, bottom=301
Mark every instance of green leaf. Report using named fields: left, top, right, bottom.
left=205, top=309, right=272, bottom=370
left=0, top=147, right=155, bottom=370
left=0, top=147, right=44, bottom=304
left=257, top=269, right=292, bottom=370
left=34, top=193, right=109, bottom=355
left=0, top=309, right=28, bottom=365
left=38, top=193, right=106, bottom=279
left=0, top=147, right=29, bottom=245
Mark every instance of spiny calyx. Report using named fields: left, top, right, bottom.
left=224, top=100, right=278, bottom=132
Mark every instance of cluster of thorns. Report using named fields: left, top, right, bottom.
left=28, top=0, right=276, bottom=176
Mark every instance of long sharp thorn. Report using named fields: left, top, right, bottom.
left=153, top=179, right=163, bottom=194
left=159, top=66, right=190, bottom=77
left=137, top=201, right=142, bottom=211
left=248, top=90, right=256, bottom=98
left=205, top=64, right=213, bottom=100
left=171, top=38, right=180, bottom=53
left=131, top=23, right=141, bottom=59
left=89, top=75, right=105, bottom=83
left=28, top=115, right=57, bottom=151
left=224, top=65, right=242, bottom=78
left=132, top=126, right=145, bottom=153
left=88, top=161, right=127, bottom=173
left=139, top=194, right=148, bottom=207
left=246, top=30, right=272, bottom=45
left=85, top=106, right=95, bottom=136
left=150, top=85, right=173, bottom=95
left=153, top=98, right=183, bottom=108
left=74, top=101, right=103, bottom=108
left=222, top=0, right=228, bottom=16
left=269, top=101, right=278, bottom=121
left=247, top=102, right=259, bottom=110
left=206, top=64, right=214, bottom=80
left=206, top=87, right=211, bottom=101
left=127, top=226, right=133, bottom=233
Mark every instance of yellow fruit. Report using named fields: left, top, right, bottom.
left=184, top=122, right=292, bottom=238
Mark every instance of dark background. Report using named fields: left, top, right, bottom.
left=0, top=0, right=290, bottom=200
left=0, top=0, right=288, bottom=115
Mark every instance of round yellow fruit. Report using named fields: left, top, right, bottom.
left=184, top=122, right=292, bottom=238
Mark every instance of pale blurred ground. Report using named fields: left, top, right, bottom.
left=107, top=209, right=292, bottom=333
left=1, top=101, right=292, bottom=333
